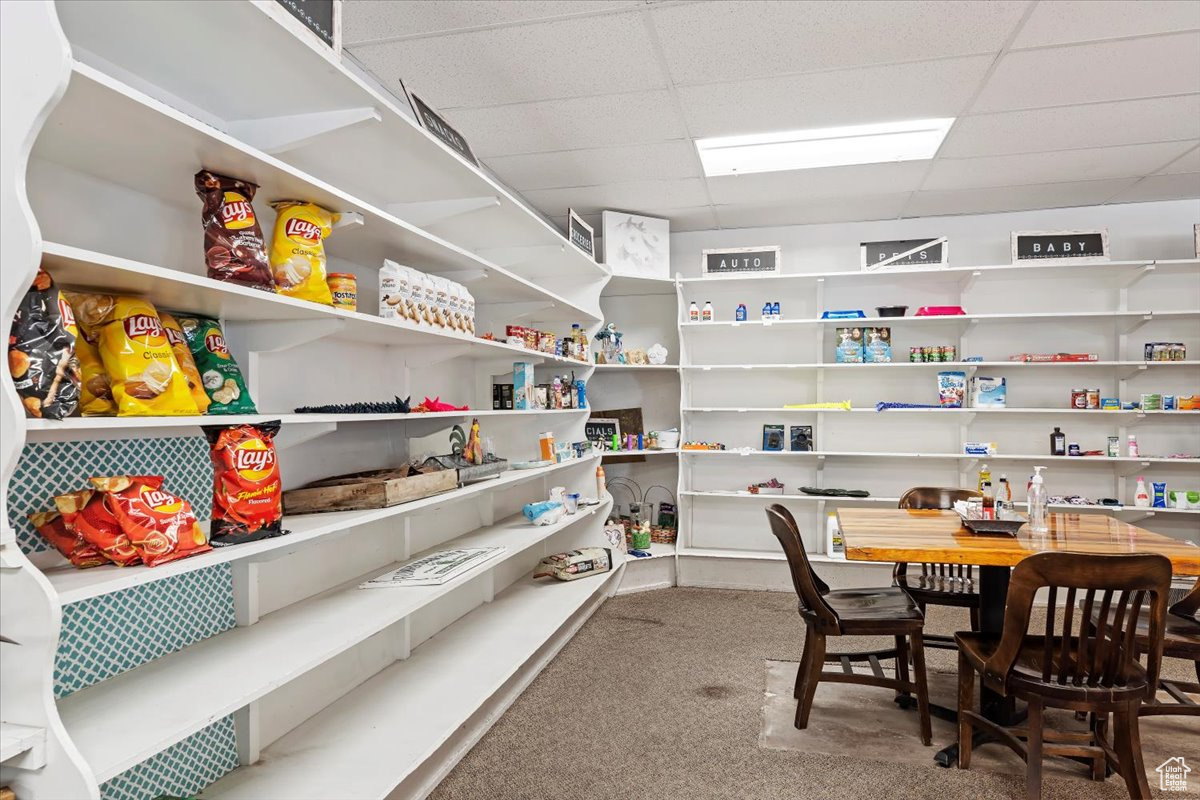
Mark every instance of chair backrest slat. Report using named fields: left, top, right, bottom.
left=896, top=487, right=982, bottom=581
left=1042, top=586, right=1057, bottom=682
left=1059, top=587, right=1077, bottom=684
left=765, top=505, right=838, bottom=631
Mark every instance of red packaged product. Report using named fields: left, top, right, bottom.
left=194, top=169, right=275, bottom=292
left=27, top=509, right=107, bottom=568
left=54, top=489, right=140, bottom=566
left=90, top=475, right=210, bottom=567
left=204, top=421, right=285, bottom=546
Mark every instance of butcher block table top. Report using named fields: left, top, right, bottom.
left=836, top=508, right=1200, bottom=576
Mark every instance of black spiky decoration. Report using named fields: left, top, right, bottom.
left=294, top=395, right=411, bottom=414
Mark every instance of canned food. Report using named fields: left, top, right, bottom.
left=327, top=273, right=357, bottom=312
left=940, top=345, right=957, bottom=362
left=910, top=346, right=923, bottom=362
left=1070, top=389, right=1088, bottom=409
left=1086, top=389, right=1100, bottom=409
left=922, top=346, right=937, bottom=362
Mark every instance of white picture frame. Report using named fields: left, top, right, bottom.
left=1011, top=229, right=1110, bottom=265
left=701, top=246, right=781, bottom=277
left=602, top=210, right=670, bottom=279
left=860, top=237, right=949, bottom=271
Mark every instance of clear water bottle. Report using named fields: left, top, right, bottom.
left=1027, top=465, right=1048, bottom=533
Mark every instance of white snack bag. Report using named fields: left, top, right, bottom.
left=444, top=280, right=464, bottom=331
left=463, top=288, right=476, bottom=334
left=408, top=268, right=431, bottom=326
left=379, top=260, right=405, bottom=320
left=431, top=276, right=451, bottom=329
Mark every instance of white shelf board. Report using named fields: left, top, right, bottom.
left=680, top=450, right=1200, bottom=465
left=600, top=448, right=680, bottom=459
left=625, top=542, right=676, bottom=560
left=202, top=562, right=622, bottom=799
left=57, top=498, right=613, bottom=783
left=35, top=64, right=598, bottom=323
left=680, top=309, right=1200, bottom=329
left=682, top=361, right=1200, bottom=370
left=43, top=456, right=600, bottom=606
left=39, top=242, right=593, bottom=368
left=601, top=273, right=677, bottom=297
left=678, top=258, right=1197, bottom=286
left=681, top=407, right=1198, bottom=417
left=0, top=722, right=46, bottom=767
left=590, top=363, right=680, bottom=371
left=684, top=490, right=898, bottom=504
left=54, top=1, right=605, bottom=282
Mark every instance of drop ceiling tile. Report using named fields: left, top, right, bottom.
left=924, top=141, right=1197, bottom=191
left=1109, top=173, right=1200, bottom=203
left=1011, top=0, right=1200, bottom=49
left=553, top=206, right=718, bottom=234
left=343, top=0, right=643, bottom=44
left=971, top=32, right=1200, bottom=112
left=941, top=95, right=1200, bottom=158
left=715, top=193, right=911, bottom=229
left=483, top=141, right=700, bottom=191
left=444, top=91, right=687, bottom=158
left=347, top=12, right=665, bottom=107
left=524, top=179, right=711, bottom=217
left=706, top=161, right=929, bottom=206
left=904, top=178, right=1137, bottom=217
left=1159, top=145, right=1200, bottom=174
left=678, top=55, right=992, bottom=139
left=651, top=1, right=1027, bottom=85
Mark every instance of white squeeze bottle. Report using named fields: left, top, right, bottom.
left=1134, top=476, right=1150, bottom=508
left=702, top=300, right=714, bottom=322
left=1027, top=466, right=1048, bottom=533
left=688, top=301, right=700, bottom=322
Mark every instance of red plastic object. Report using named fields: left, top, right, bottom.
left=914, top=305, right=966, bottom=316
left=413, top=396, right=470, bottom=413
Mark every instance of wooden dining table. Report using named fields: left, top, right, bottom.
left=836, top=508, right=1200, bottom=767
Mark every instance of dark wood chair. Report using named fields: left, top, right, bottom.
left=765, top=504, right=932, bottom=745
left=894, top=487, right=983, bottom=650
left=955, top=551, right=1171, bottom=799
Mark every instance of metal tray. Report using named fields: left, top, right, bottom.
left=960, top=516, right=1025, bottom=536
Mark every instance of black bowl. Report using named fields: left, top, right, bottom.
left=876, top=305, right=908, bottom=317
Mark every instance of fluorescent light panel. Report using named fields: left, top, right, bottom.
left=696, top=118, right=955, bottom=177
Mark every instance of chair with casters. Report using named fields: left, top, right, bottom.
left=955, top=551, right=1171, bottom=800
left=893, top=487, right=984, bottom=650
left=765, top=504, right=932, bottom=745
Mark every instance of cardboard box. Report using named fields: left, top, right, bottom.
left=790, top=425, right=813, bottom=452
left=514, top=362, right=534, bottom=410
left=864, top=327, right=892, bottom=363
left=835, top=327, right=864, bottom=363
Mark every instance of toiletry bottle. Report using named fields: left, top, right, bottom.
left=688, top=301, right=699, bottom=322
left=977, top=463, right=991, bottom=492
left=825, top=512, right=844, bottom=558
left=702, top=301, right=713, bottom=322
left=1127, top=434, right=1139, bottom=458
left=762, top=303, right=771, bottom=321
left=1050, top=427, right=1066, bottom=456
left=735, top=303, right=747, bottom=322
left=998, top=475, right=1012, bottom=517
left=773, top=301, right=781, bottom=319
left=1028, top=466, right=1048, bottom=533
left=1134, top=476, right=1150, bottom=507
left=981, top=481, right=995, bottom=519
left=596, top=464, right=606, bottom=499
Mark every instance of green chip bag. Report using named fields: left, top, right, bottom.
left=173, top=314, right=256, bottom=414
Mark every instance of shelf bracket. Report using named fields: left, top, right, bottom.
left=1120, top=313, right=1154, bottom=336
left=1119, top=264, right=1156, bottom=290
left=226, top=106, right=381, bottom=155
left=1118, top=460, right=1152, bottom=478
left=816, top=454, right=826, bottom=474
left=476, top=243, right=566, bottom=269
left=1120, top=363, right=1149, bottom=381
left=401, top=343, right=474, bottom=368
left=332, top=211, right=364, bottom=230
left=958, top=270, right=983, bottom=294
left=233, top=702, right=261, bottom=766
left=425, top=267, right=489, bottom=284
left=404, top=414, right=472, bottom=439
left=235, top=319, right=346, bottom=354
left=479, top=300, right=555, bottom=321
left=386, top=196, right=499, bottom=228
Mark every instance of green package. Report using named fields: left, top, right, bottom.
left=174, top=314, right=257, bottom=414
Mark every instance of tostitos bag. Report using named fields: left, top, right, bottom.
left=269, top=201, right=338, bottom=305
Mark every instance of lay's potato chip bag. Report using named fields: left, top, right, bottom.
left=269, top=201, right=337, bottom=305
left=65, top=293, right=198, bottom=417
left=159, top=312, right=211, bottom=414
left=175, top=314, right=256, bottom=414
left=74, top=333, right=116, bottom=416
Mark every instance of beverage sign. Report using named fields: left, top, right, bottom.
left=1012, top=229, right=1109, bottom=264
left=568, top=209, right=595, bottom=260
left=860, top=237, right=948, bottom=270
left=408, top=93, right=478, bottom=166
left=701, top=246, right=781, bottom=276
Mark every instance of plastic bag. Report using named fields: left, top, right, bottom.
left=91, top=475, right=210, bottom=567
left=9, top=270, right=80, bottom=419
left=159, top=312, right=211, bottom=414
left=176, top=314, right=256, bottom=414
left=269, top=201, right=337, bottom=304
left=204, top=421, right=285, bottom=546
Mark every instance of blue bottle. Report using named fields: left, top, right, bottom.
left=735, top=303, right=747, bottom=321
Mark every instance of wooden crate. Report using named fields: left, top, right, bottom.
left=282, top=465, right=458, bottom=514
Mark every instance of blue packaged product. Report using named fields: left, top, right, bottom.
left=1100, top=397, right=1120, bottom=410
left=772, top=302, right=781, bottom=319
left=937, top=371, right=967, bottom=408
left=1164, top=394, right=1177, bottom=410
left=514, top=361, right=535, bottom=409
left=1152, top=482, right=1167, bottom=507
left=821, top=309, right=866, bottom=319
left=864, top=327, right=892, bottom=363
left=735, top=304, right=747, bottom=321
left=835, top=327, right=864, bottom=363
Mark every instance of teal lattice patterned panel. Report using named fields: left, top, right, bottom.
left=100, top=716, right=238, bottom=800
left=55, top=563, right=235, bottom=698
left=8, top=435, right=212, bottom=553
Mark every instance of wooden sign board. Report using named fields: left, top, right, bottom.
left=585, top=417, right=621, bottom=443
left=701, top=246, right=780, bottom=276
left=1011, top=229, right=1109, bottom=264
left=860, top=237, right=948, bottom=270
left=407, top=92, right=478, bottom=166
left=273, top=0, right=337, bottom=48
left=568, top=209, right=595, bottom=260
left=592, top=407, right=646, bottom=465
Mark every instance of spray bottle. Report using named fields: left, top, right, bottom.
left=1028, top=466, right=1048, bottom=533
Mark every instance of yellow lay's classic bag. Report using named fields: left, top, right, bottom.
left=159, top=312, right=211, bottom=414
left=269, top=201, right=338, bottom=305
left=74, top=333, right=116, bottom=416
left=66, top=293, right=198, bottom=417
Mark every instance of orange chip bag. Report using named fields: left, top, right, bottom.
left=27, top=509, right=107, bottom=568
left=65, top=294, right=198, bottom=417
left=159, top=312, right=211, bottom=414
left=54, top=489, right=140, bottom=566
left=74, top=333, right=116, bottom=416
left=90, top=476, right=210, bottom=567
left=269, top=201, right=337, bottom=305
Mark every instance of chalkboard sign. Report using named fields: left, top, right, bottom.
left=585, top=417, right=621, bottom=442
left=568, top=209, right=595, bottom=260
left=701, top=246, right=780, bottom=276
left=860, top=237, right=948, bottom=270
left=274, top=0, right=335, bottom=47
left=1012, top=229, right=1109, bottom=264
left=408, top=93, right=478, bottom=166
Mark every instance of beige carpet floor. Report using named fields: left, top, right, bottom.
left=430, top=587, right=1199, bottom=800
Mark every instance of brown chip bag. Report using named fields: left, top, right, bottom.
left=195, top=169, right=275, bottom=291
left=159, top=312, right=211, bottom=414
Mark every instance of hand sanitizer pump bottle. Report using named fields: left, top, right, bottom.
left=1028, top=466, right=1048, bottom=533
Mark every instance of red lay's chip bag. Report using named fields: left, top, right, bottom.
left=90, top=475, right=210, bottom=567
left=27, top=509, right=107, bottom=569
left=54, top=489, right=140, bottom=566
left=204, top=421, right=285, bottom=546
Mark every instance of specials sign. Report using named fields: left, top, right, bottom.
left=701, top=246, right=781, bottom=276
left=409, top=93, right=478, bottom=166
left=860, top=237, right=948, bottom=270
left=1012, top=229, right=1109, bottom=264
